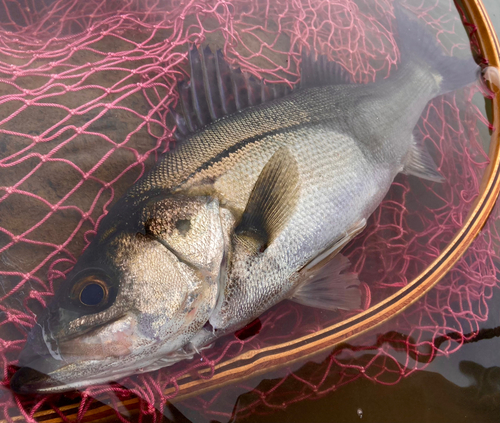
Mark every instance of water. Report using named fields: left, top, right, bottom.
left=228, top=295, right=500, bottom=423
left=0, top=0, right=499, bottom=422
left=485, top=0, right=500, bottom=34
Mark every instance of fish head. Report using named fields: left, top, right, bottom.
left=11, top=195, right=231, bottom=393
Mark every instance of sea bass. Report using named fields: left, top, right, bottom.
left=11, top=7, right=479, bottom=393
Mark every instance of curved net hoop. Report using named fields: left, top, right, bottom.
left=0, top=0, right=497, bottom=421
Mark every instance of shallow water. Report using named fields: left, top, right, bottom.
left=227, top=294, right=500, bottom=423
left=0, top=0, right=500, bottom=422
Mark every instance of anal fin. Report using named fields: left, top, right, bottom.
left=402, top=135, right=445, bottom=183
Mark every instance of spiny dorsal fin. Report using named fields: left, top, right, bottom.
left=172, top=46, right=291, bottom=139
left=172, top=45, right=353, bottom=139
left=235, top=147, right=300, bottom=252
left=300, top=49, right=353, bottom=89
left=402, top=135, right=445, bottom=183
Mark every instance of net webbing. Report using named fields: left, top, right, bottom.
left=0, top=0, right=497, bottom=421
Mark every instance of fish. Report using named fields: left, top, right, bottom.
left=10, top=6, right=479, bottom=394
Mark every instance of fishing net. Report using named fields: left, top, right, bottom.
left=0, top=0, right=497, bottom=421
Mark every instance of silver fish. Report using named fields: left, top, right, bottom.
left=11, top=7, right=478, bottom=393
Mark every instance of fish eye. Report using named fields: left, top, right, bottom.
left=80, top=282, right=106, bottom=306
left=70, top=275, right=110, bottom=308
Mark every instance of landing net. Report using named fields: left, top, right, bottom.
left=0, top=0, right=497, bottom=421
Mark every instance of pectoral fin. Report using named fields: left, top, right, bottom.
left=402, top=137, right=445, bottom=183
left=291, top=219, right=366, bottom=311
left=235, top=147, right=300, bottom=252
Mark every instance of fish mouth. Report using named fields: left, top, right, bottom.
left=12, top=326, right=148, bottom=394
left=10, top=363, right=119, bottom=394
left=10, top=362, right=117, bottom=394
left=11, top=350, right=119, bottom=394
left=11, top=310, right=138, bottom=394
left=10, top=366, right=62, bottom=394
left=10, top=331, right=71, bottom=394
left=11, top=350, right=121, bottom=395
left=11, top=322, right=91, bottom=394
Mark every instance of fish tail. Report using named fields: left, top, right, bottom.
left=395, top=3, right=479, bottom=95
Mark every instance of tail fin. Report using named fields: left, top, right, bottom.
left=395, top=3, right=479, bottom=95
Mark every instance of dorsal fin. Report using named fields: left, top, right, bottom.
left=172, top=46, right=353, bottom=139
left=172, top=46, right=291, bottom=139
left=300, top=49, right=353, bottom=88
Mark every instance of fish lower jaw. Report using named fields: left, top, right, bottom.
left=14, top=355, right=161, bottom=394
left=26, top=373, right=126, bottom=394
left=11, top=360, right=137, bottom=394
left=49, top=350, right=198, bottom=392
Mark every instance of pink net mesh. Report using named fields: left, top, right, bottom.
left=0, top=0, right=497, bottom=421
